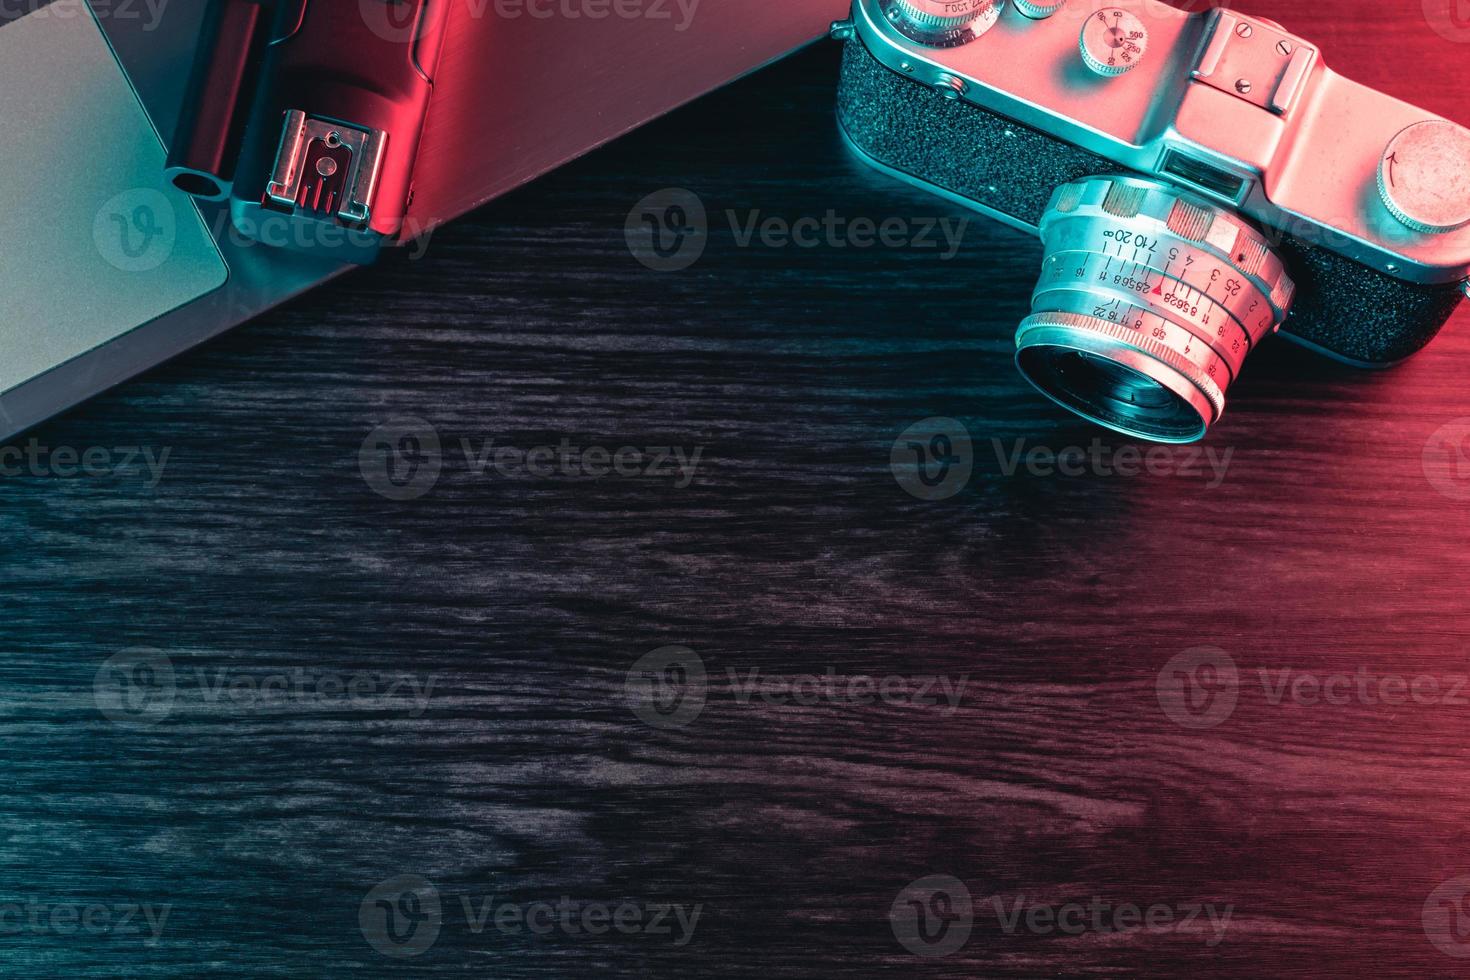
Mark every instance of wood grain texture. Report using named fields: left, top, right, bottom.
left=4, top=2, right=1470, bottom=976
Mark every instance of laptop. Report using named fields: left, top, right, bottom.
left=0, top=0, right=845, bottom=441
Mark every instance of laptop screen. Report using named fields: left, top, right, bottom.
left=0, top=0, right=228, bottom=401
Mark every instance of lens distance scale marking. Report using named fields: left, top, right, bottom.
left=1015, top=177, right=1294, bottom=441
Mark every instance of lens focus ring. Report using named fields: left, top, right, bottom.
left=1015, top=176, right=1295, bottom=443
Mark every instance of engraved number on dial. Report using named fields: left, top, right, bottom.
left=1094, top=10, right=1144, bottom=69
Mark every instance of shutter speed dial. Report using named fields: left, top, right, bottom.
left=882, top=0, right=1005, bottom=47
left=1080, top=8, right=1149, bottom=76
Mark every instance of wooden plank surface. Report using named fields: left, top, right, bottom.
left=5, top=2, right=1470, bottom=976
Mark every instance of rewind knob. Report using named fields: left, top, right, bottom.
left=884, top=0, right=1005, bottom=45
left=1377, top=120, right=1470, bottom=235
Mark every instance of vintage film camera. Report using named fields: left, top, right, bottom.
left=834, top=0, right=1470, bottom=442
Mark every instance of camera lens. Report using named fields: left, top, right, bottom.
left=1014, top=177, right=1295, bottom=443
left=1017, top=340, right=1207, bottom=442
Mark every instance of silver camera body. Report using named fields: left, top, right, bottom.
left=834, top=0, right=1470, bottom=442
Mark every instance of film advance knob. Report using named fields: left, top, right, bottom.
left=1377, top=120, right=1470, bottom=234
left=1013, top=0, right=1066, bottom=18
left=889, top=0, right=1004, bottom=39
left=1079, top=7, right=1149, bottom=77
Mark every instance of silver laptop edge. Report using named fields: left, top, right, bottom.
left=0, top=0, right=843, bottom=441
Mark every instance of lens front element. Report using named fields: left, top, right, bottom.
left=1015, top=177, right=1295, bottom=443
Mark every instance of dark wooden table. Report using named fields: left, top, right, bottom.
left=6, top=3, right=1470, bottom=976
